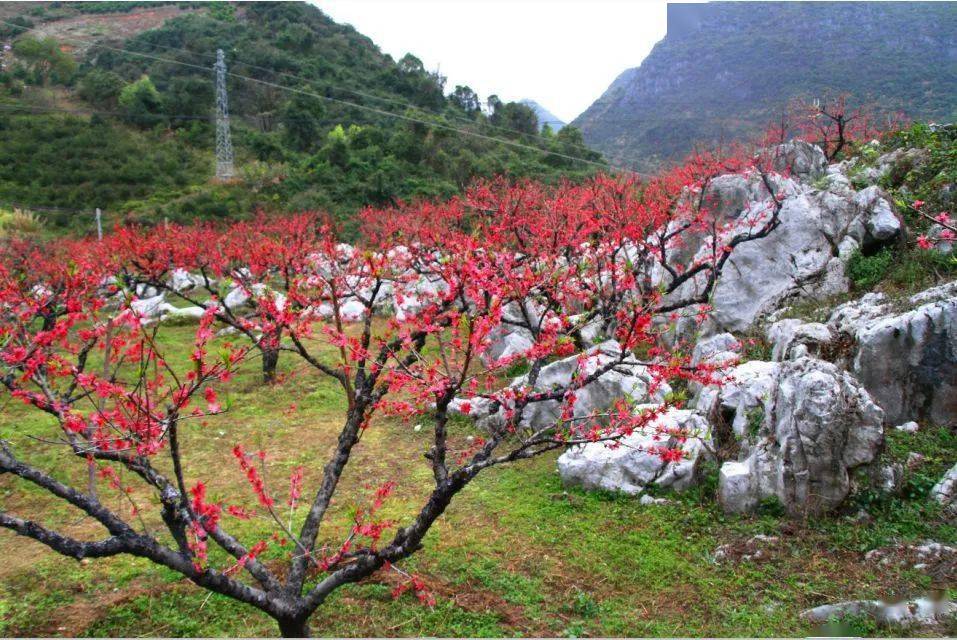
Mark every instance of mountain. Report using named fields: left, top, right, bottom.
left=573, top=1, right=957, bottom=172
left=0, top=1, right=601, bottom=230
left=520, top=99, right=565, bottom=132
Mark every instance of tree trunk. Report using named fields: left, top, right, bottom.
left=261, top=346, right=279, bottom=384
left=277, top=617, right=310, bottom=638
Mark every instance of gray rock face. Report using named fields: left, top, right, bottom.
left=928, top=223, right=955, bottom=255
left=655, top=157, right=921, bottom=336
left=483, top=301, right=539, bottom=364
left=463, top=341, right=671, bottom=433
left=130, top=293, right=175, bottom=322
left=852, top=186, right=902, bottom=249
left=557, top=406, right=710, bottom=495
left=392, top=274, right=447, bottom=321
left=696, top=359, right=779, bottom=439
left=691, top=332, right=740, bottom=367
left=706, top=187, right=852, bottom=333
left=224, top=285, right=251, bottom=310
left=851, top=291, right=957, bottom=427
left=169, top=269, right=202, bottom=293
left=931, top=462, right=957, bottom=515
left=860, top=146, right=931, bottom=185
left=774, top=282, right=957, bottom=427
left=767, top=141, right=827, bottom=182
left=767, top=319, right=834, bottom=361
left=716, top=357, right=884, bottom=516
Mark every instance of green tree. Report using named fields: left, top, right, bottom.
left=118, top=75, right=163, bottom=127
left=12, top=36, right=76, bottom=85
left=450, top=85, right=481, bottom=116
left=281, top=94, right=325, bottom=152
left=162, top=76, right=214, bottom=121
left=491, top=101, right=539, bottom=136
left=77, top=68, right=124, bottom=108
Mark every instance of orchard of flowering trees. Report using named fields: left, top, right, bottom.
left=0, top=143, right=800, bottom=636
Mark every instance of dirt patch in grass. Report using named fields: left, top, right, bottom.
left=30, top=5, right=197, bottom=55
left=364, top=568, right=546, bottom=635
left=25, top=580, right=164, bottom=637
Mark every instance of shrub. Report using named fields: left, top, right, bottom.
left=846, top=248, right=893, bottom=290
left=0, top=208, right=41, bottom=237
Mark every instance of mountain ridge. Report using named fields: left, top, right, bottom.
left=573, top=1, right=957, bottom=171
left=519, top=99, right=565, bottom=131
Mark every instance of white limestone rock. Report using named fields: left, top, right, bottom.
left=801, top=598, right=956, bottom=629
left=931, top=462, right=957, bottom=515
left=895, top=421, right=919, bottom=434
left=766, top=140, right=827, bottom=182
left=851, top=186, right=902, bottom=248
left=557, top=406, right=710, bottom=495
left=717, top=357, right=884, bottom=516
left=851, top=289, right=957, bottom=426
left=695, top=360, right=779, bottom=439
left=767, top=318, right=835, bottom=361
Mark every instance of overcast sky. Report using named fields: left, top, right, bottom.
left=313, top=0, right=671, bottom=123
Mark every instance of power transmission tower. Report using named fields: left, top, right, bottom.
left=214, top=49, right=235, bottom=181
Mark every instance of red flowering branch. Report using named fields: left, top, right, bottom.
left=0, top=134, right=800, bottom=636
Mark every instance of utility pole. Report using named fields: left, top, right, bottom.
left=214, top=49, right=235, bottom=181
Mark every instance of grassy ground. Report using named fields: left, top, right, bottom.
left=0, top=323, right=954, bottom=637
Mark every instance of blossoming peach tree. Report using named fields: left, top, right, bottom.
left=0, top=152, right=786, bottom=636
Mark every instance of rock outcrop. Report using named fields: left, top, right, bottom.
left=715, top=357, right=884, bottom=516
left=851, top=288, right=957, bottom=427
left=767, top=281, right=957, bottom=427
left=557, top=407, right=710, bottom=495
left=461, top=340, right=671, bottom=433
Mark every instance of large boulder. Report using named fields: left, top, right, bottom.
left=706, top=187, right=852, bottom=333
left=460, top=340, right=671, bottom=433
left=849, top=285, right=957, bottom=426
left=130, top=293, right=176, bottom=323
left=483, top=301, right=540, bottom=364
left=767, top=318, right=835, bottom=361
left=316, top=298, right=367, bottom=322
left=557, top=406, right=710, bottom=495
left=392, top=274, right=448, bottom=321
left=717, top=357, right=884, bottom=516
left=695, top=359, right=779, bottom=439
left=850, top=186, right=902, bottom=250
left=169, top=269, right=204, bottom=293
left=766, top=140, right=827, bottom=182
left=772, top=282, right=957, bottom=427
left=691, top=332, right=740, bottom=367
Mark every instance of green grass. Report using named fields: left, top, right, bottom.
left=0, top=324, right=954, bottom=637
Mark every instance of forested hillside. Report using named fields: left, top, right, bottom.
left=573, top=1, right=957, bottom=171
left=0, top=1, right=602, bottom=230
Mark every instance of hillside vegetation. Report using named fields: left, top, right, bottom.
left=573, top=1, right=957, bottom=172
left=0, top=1, right=602, bottom=230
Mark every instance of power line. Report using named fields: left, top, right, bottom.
left=12, top=18, right=611, bottom=165
left=0, top=18, right=631, bottom=174
left=0, top=102, right=212, bottom=120
left=92, top=27, right=598, bottom=154
left=0, top=101, right=382, bottom=126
